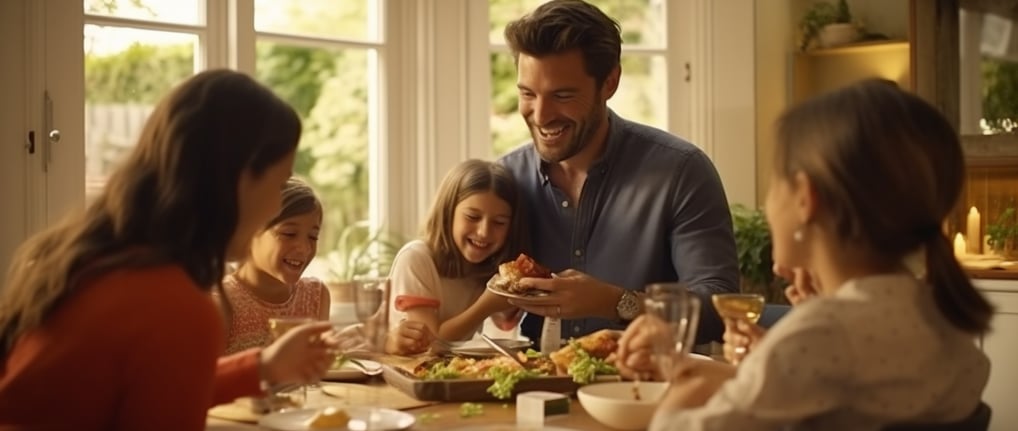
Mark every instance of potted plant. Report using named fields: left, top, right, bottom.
left=730, top=204, right=788, bottom=304
left=987, top=206, right=1018, bottom=260
left=798, top=0, right=859, bottom=51
left=324, top=220, right=404, bottom=305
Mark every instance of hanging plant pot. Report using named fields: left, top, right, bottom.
left=819, top=23, right=859, bottom=48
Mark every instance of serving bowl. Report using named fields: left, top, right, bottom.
left=576, top=381, right=668, bottom=430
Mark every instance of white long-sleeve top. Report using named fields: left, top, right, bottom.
left=651, top=273, right=990, bottom=431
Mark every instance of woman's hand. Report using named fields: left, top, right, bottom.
left=616, top=315, right=667, bottom=381
left=659, top=357, right=737, bottom=409
left=385, top=320, right=434, bottom=355
left=259, top=321, right=337, bottom=386
left=722, top=318, right=766, bottom=365
left=774, top=264, right=820, bottom=305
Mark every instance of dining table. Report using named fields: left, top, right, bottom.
left=205, top=377, right=619, bottom=430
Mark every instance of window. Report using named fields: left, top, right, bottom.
left=83, top=0, right=204, bottom=201
left=253, top=0, right=384, bottom=280
left=80, top=0, right=387, bottom=280
left=488, top=0, right=670, bottom=156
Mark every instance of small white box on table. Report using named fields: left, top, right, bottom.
left=516, top=391, right=570, bottom=426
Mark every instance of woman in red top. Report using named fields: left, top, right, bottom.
left=0, top=69, right=332, bottom=430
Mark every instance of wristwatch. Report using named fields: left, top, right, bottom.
left=615, top=289, right=641, bottom=322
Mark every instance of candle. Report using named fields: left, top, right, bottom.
left=954, top=233, right=967, bottom=257
left=967, top=207, right=981, bottom=254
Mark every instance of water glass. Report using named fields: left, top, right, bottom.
left=353, top=277, right=391, bottom=353
left=643, top=283, right=701, bottom=382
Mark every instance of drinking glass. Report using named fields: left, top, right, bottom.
left=352, top=276, right=391, bottom=354
left=264, top=316, right=315, bottom=411
left=350, top=277, right=391, bottom=431
left=643, top=283, right=701, bottom=382
left=711, top=293, right=765, bottom=360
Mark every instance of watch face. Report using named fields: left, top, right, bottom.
left=618, top=291, right=640, bottom=320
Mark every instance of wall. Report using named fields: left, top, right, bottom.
left=755, top=0, right=911, bottom=205
left=0, top=0, right=28, bottom=273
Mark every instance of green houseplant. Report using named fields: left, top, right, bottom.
left=731, top=204, right=788, bottom=304
left=987, top=207, right=1018, bottom=260
left=798, top=0, right=856, bottom=51
left=326, top=220, right=404, bottom=282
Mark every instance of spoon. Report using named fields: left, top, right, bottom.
left=480, top=333, right=527, bottom=367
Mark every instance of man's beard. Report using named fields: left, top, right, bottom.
left=530, top=103, right=605, bottom=164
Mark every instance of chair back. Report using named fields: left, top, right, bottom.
left=881, top=402, right=991, bottom=431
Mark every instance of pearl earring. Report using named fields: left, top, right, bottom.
left=793, top=229, right=804, bottom=242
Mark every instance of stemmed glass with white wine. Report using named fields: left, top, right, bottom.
left=642, top=283, right=702, bottom=386
left=711, top=293, right=765, bottom=363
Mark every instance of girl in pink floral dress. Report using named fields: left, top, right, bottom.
left=217, top=177, right=330, bottom=354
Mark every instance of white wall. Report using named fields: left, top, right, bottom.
left=706, top=0, right=758, bottom=207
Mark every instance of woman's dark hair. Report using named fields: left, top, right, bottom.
left=0, top=69, right=301, bottom=355
left=774, top=78, right=993, bottom=334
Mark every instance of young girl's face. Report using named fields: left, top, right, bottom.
left=248, top=209, right=322, bottom=285
left=451, top=191, right=512, bottom=264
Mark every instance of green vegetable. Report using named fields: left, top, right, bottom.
left=423, top=361, right=461, bottom=380
left=524, top=348, right=542, bottom=359
left=460, top=402, right=484, bottom=418
left=417, top=413, right=441, bottom=424
left=567, top=341, right=618, bottom=384
left=486, top=366, right=540, bottom=399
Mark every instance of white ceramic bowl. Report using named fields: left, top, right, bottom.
left=577, top=381, right=668, bottom=431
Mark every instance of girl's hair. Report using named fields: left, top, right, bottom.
left=774, top=78, right=993, bottom=334
left=0, top=69, right=301, bottom=355
left=423, top=159, right=527, bottom=278
left=266, top=177, right=322, bottom=229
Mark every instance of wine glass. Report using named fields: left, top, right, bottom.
left=643, top=283, right=701, bottom=382
left=711, top=293, right=765, bottom=362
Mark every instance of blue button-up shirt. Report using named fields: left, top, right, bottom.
left=498, top=110, right=739, bottom=345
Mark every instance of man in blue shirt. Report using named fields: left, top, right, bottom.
left=497, top=0, right=739, bottom=346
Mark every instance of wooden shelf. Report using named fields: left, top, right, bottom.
left=801, top=40, right=909, bottom=57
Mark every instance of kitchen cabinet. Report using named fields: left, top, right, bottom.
left=974, top=277, right=1018, bottom=431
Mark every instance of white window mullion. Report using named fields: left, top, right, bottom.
left=203, top=0, right=228, bottom=70
left=228, top=0, right=256, bottom=73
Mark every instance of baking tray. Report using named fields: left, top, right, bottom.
left=381, top=365, right=619, bottom=402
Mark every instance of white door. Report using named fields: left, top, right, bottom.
left=0, top=0, right=84, bottom=273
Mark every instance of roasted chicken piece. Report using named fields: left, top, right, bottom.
left=489, top=253, right=552, bottom=295
left=549, top=329, right=620, bottom=373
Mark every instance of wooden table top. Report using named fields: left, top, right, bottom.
left=206, top=380, right=621, bottom=430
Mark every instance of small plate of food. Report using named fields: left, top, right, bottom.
left=486, top=254, right=553, bottom=299
left=259, top=406, right=415, bottom=431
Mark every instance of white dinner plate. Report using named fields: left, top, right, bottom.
left=485, top=274, right=551, bottom=300
left=323, top=359, right=382, bottom=381
left=446, top=426, right=582, bottom=431
left=449, top=338, right=532, bottom=357
left=258, top=406, right=415, bottom=431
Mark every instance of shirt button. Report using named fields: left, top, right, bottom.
left=574, top=249, right=582, bottom=257
left=573, top=326, right=582, bottom=333
left=561, top=200, right=569, bottom=208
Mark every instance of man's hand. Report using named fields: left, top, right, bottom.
left=506, top=269, right=623, bottom=319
